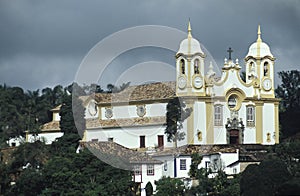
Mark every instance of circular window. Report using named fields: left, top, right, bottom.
left=105, top=107, right=113, bottom=119
left=228, top=95, right=238, bottom=110
left=137, top=105, right=146, bottom=117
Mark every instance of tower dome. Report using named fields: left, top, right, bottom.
left=246, top=25, right=273, bottom=58
left=177, top=21, right=204, bottom=55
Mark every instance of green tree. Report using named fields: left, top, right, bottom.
left=9, top=141, right=49, bottom=171
left=275, top=70, right=300, bottom=138
left=0, top=161, right=10, bottom=194
left=155, top=176, right=185, bottom=196
left=59, top=94, right=85, bottom=136
left=273, top=140, right=300, bottom=176
left=145, top=181, right=153, bottom=196
left=276, top=177, right=300, bottom=195
left=42, top=149, right=133, bottom=195
left=9, top=168, right=45, bottom=196
left=276, top=70, right=300, bottom=110
left=164, top=97, right=192, bottom=148
left=240, top=158, right=291, bottom=196
left=188, top=153, right=240, bottom=196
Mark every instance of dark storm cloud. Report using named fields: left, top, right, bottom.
left=0, top=0, right=299, bottom=90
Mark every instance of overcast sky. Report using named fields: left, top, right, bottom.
left=0, top=0, right=299, bottom=90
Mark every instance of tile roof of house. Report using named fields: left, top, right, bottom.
left=86, top=116, right=166, bottom=128
left=84, top=141, right=162, bottom=170
left=40, top=121, right=60, bottom=131
left=93, top=81, right=176, bottom=104
left=50, top=105, right=61, bottom=111
left=152, top=144, right=269, bottom=156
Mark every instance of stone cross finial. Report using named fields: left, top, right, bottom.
left=227, top=47, right=233, bottom=60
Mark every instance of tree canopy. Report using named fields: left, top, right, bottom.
left=165, top=97, right=192, bottom=147
left=276, top=70, right=300, bottom=138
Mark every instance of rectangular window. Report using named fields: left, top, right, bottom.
left=158, top=135, right=164, bottom=148
left=133, top=165, right=141, bottom=175
left=205, top=161, right=210, bottom=169
left=233, top=168, right=237, bottom=174
left=147, top=164, right=154, bottom=176
left=180, top=159, right=186, bottom=170
left=140, top=135, right=145, bottom=148
left=246, top=106, right=255, bottom=127
left=108, top=137, right=114, bottom=142
left=214, top=105, right=223, bottom=126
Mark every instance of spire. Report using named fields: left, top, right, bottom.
left=188, top=19, right=192, bottom=38
left=257, top=24, right=262, bottom=42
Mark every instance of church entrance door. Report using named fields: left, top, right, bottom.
left=229, top=129, right=239, bottom=144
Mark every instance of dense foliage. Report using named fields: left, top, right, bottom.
left=0, top=85, right=65, bottom=147
left=165, top=97, right=192, bottom=147
left=0, top=83, right=134, bottom=195
left=155, top=176, right=185, bottom=196
left=0, top=82, right=127, bottom=148
left=275, top=70, right=300, bottom=138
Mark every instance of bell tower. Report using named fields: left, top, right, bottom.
left=176, top=21, right=206, bottom=97
left=245, top=25, right=275, bottom=98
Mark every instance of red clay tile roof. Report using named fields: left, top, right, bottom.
left=86, top=116, right=166, bottom=128
left=40, top=121, right=60, bottom=131
left=50, top=105, right=61, bottom=111
left=94, top=81, right=176, bottom=104
left=84, top=141, right=162, bottom=170
left=152, top=144, right=269, bottom=156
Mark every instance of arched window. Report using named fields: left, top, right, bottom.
left=263, top=62, right=269, bottom=77
left=248, top=62, right=256, bottom=80
left=249, top=62, right=254, bottom=71
left=180, top=59, right=185, bottom=74
left=194, top=59, right=200, bottom=74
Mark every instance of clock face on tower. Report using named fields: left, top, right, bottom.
left=262, top=78, right=272, bottom=91
left=193, top=76, right=203, bottom=89
left=178, top=76, right=187, bottom=89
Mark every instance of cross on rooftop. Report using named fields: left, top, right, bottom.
left=227, top=47, right=233, bottom=60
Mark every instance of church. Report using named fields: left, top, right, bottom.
left=80, top=22, right=280, bottom=194
left=83, top=22, right=279, bottom=147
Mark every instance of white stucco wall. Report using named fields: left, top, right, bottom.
left=262, top=103, right=275, bottom=145
left=27, top=132, right=64, bottom=145
left=86, top=125, right=173, bottom=149
left=7, top=136, right=25, bottom=147
left=53, top=112, right=61, bottom=121
left=214, top=69, right=254, bottom=98
left=193, top=102, right=206, bottom=144
left=135, top=164, right=163, bottom=196
left=153, top=155, right=175, bottom=178
left=101, top=103, right=167, bottom=120
left=175, top=156, right=191, bottom=178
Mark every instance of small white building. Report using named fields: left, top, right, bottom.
left=7, top=136, right=25, bottom=147
left=25, top=105, right=64, bottom=145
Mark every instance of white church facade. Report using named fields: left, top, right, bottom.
left=83, top=22, right=279, bottom=147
